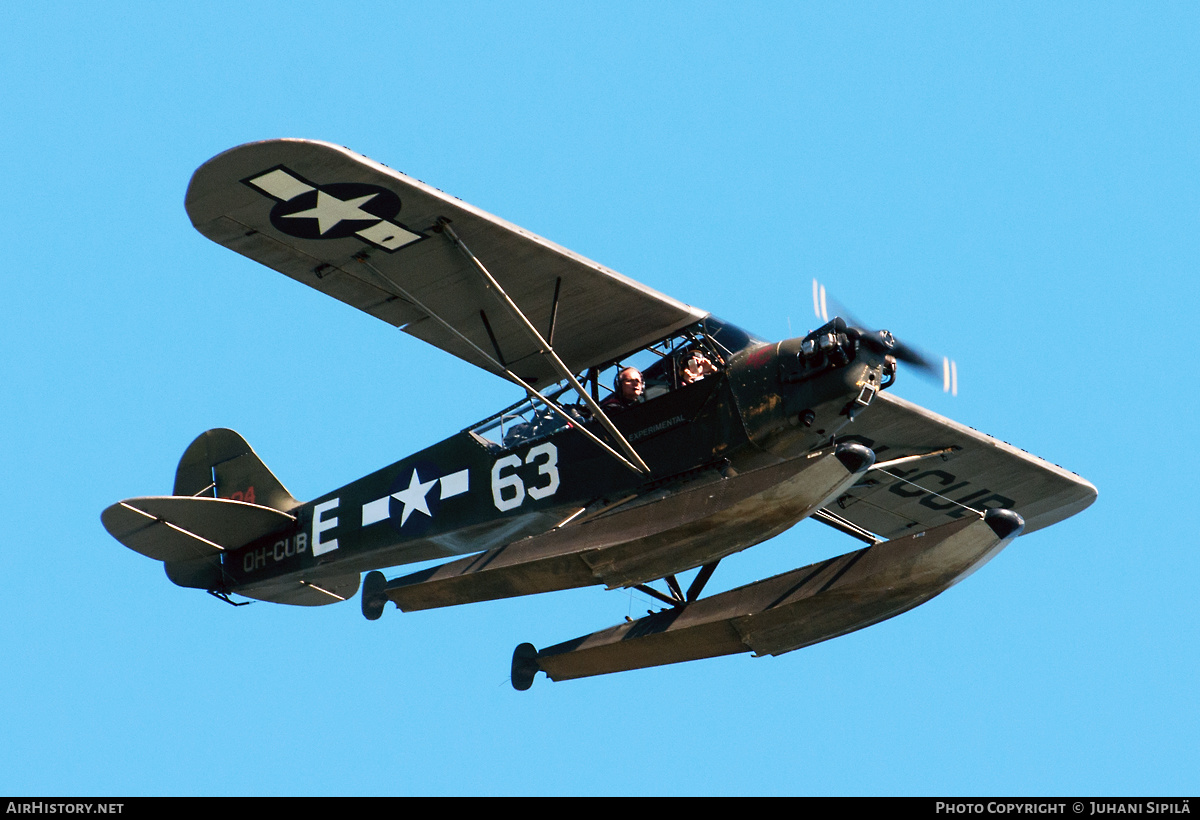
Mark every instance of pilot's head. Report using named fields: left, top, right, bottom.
left=615, top=367, right=644, bottom=404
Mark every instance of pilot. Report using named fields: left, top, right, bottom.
left=680, top=349, right=717, bottom=385
left=600, top=367, right=644, bottom=413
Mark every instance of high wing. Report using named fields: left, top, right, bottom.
left=823, top=391, right=1097, bottom=539
left=185, top=139, right=705, bottom=387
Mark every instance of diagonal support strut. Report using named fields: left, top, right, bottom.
left=439, top=221, right=650, bottom=475
left=349, top=253, right=647, bottom=475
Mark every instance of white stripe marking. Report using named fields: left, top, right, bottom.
left=440, top=469, right=469, bottom=499
left=248, top=169, right=313, bottom=202
left=362, top=496, right=390, bottom=526
left=357, top=220, right=422, bottom=251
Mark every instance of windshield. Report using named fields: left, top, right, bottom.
left=702, top=315, right=767, bottom=358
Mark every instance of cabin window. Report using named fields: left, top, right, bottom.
left=467, top=319, right=748, bottom=450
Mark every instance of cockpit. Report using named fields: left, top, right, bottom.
left=468, top=316, right=764, bottom=451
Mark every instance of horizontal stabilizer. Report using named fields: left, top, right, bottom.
left=381, top=444, right=874, bottom=612
left=517, top=509, right=1023, bottom=685
left=232, top=573, right=361, bottom=607
left=102, top=496, right=296, bottom=562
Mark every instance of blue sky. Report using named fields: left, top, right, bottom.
left=2, top=2, right=1196, bottom=796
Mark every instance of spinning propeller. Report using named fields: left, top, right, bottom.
left=812, top=279, right=957, bottom=396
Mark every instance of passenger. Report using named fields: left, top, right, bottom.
left=600, top=367, right=644, bottom=413
left=680, top=349, right=717, bottom=385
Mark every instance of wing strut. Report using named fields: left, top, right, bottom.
left=633, top=560, right=720, bottom=608
left=439, top=221, right=650, bottom=475
left=350, top=254, right=648, bottom=475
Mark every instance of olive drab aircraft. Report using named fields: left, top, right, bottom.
left=103, top=139, right=1096, bottom=689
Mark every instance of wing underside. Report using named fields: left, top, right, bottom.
left=823, top=391, right=1096, bottom=539
left=186, top=139, right=705, bottom=386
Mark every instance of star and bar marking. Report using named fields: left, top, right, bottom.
left=244, top=166, right=425, bottom=252
left=361, top=468, right=470, bottom=528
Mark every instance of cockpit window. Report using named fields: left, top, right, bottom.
left=469, top=383, right=587, bottom=450
left=468, top=317, right=749, bottom=450
left=603, top=328, right=725, bottom=399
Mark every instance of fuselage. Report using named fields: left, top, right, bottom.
left=217, top=318, right=888, bottom=601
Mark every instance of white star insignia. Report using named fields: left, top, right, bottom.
left=283, top=190, right=379, bottom=234
left=392, top=469, right=437, bottom=526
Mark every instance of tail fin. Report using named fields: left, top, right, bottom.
left=173, top=428, right=299, bottom=512
left=103, top=429, right=317, bottom=598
